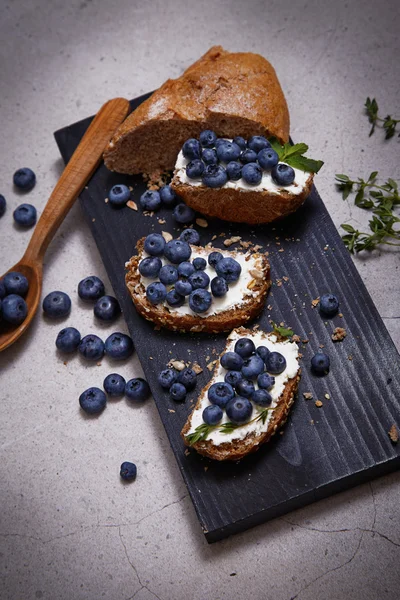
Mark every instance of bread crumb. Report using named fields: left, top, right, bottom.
left=224, top=236, right=241, bottom=247
left=240, top=240, right=252, bottom=249
left=310, top=419, right=314, bottom=425
left=302, top=338, right=309, bottom=344
left=311, top=297, right=320, bottom=308
left=191, top=362, right=203, bottom=374
left=283, top=276, right=289, bottom=282
left=207, top=360, right=217, bottom=371
left=315, top=400, right=323, bottom=408
left=92, top=218, right=96, bottom=222
left=332, top=327, right=347, bottom=342
left=162, top=231, right=173, bottom=243
left=204, top=466, right=209, bottom=472
left=158, top=218, right=166, bottom=224
left=196, top=218, right=208, bottom=228
left=303, top=392, right=313, bottom=400
left=170, top=360, right=186, bottom=371
left=168, top=409, right=176, bottom=413
left=105, top=198, right=109, bottom=203
left=96, top=362, right=102, bottom=366
left=253, top=244, right=262, bottom=252
left=127, top=200, right=138, bottom=211
left=211, top=235, right=217, bottom=241
left=292, top=334, right=301, bottom=343
left=348, top=354, right=353, bottom=360
left=267, top=305, right=273, bottom=311
left=278, top=248, right=285, bottom=253
left=388, top=424, right=398, bottom=443
left=338, top=312, right=343, bottom=318
left=63, top=361, right=68, bottom=366
left=324, top=393, right=330, bottom=400
left=184, top=449, right=191, bottom=456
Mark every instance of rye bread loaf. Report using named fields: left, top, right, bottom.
left=103, top=46, right=290, bottom=176
left=125, top=238, right=271, bottom=333
left=181, top=327, right=301, bottom=461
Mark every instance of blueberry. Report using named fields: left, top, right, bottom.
left=13, top=167, right=36, bottom=191
left=257, top=148, right=279, bottom=170
left=242, top=162, right=262, bottom=185
left=13, top=203, right=37, bottom=227
left=226, top=161, right=242, bottom=181
left=215, top=257, right=241, bottom=282
left=201, top=148, right=218, bottom=165
left=210, top=276, right=228, bottom=298
left=199, top=130, right=217, bottom=148
left=234, top=337, right=256, bottom=359
left=186, top=159, right=205, bottom=179
left=179, top=228, right=200, bottom=245
left=208, top=251, right=223, bottom=268
left=0, top=194, right=6, bottom=218
left=233, top=136, right=247, bottom=150
left=0, top=280, right=6, bottom=299
left=103, top=373, right=126, bottom=396
left=172, top=203, right=196, bottom=224
left=177, top=261, right=195, bottom=278
left=241, top=354, right=265, bottom=380
left=1, top=294, right=27, bottom=325
left=158, top=368, right=178, bottom=390
left=139, top=190, right=162, bottom=211
left=79, top=387, right=106, bottom=414
left=164, top=239, right=192, bottom=264
left=120, top=461, right=137, bottom=481
left=239, top=149, right=258, bottom=164
left=166, top=289, right=185, bottom=308
left=175, top=280, right=192, bottom=296
left=56, top=327, right=81, bottom=353
left=271, top=163, right=295, bottom=186
left=266, top=352, right=287, bottom=374
left=225, top=396, right=253, bottom=424
left=182, top=138, right=201, bottom=160
left=42, top=291, right=71, bottom=318
left=108, top=184, right=130, bottom=206
left=224, top=370, right=243, bottom=387
left=202, top=164, right=228, bottom=188
left=125, top=377, right=150, bottom=401
left=105, top=332, right=134, bottom=359
left=177, top=367, right=197, bottom=390
left=235, top=378, right=255, bottom=398
left=220, top=351, right=244, bottom=370
left=311, top=352, right=330, bottom=375
left=144, top=233, right=166, bottom=256
left=193, top=257, right=207, bottom=271
left=146, top=282, right=167, bottom=304
left=159, top=265, right=179, bottom=286
left=159, top=185, right=178, bottom=207
left=248, top=136, right=270, bottom=153
left=257, top=372, right=275, bottom=390
left=215, top=138, right=228, bottom=148
left=251, top=389, right=272, bottom=407
left=202, top=405, right=223, bottom=426
left=188, top=271, right=210, bottom=290
left=78, top=276, right=105, bottom=302
left=256, top=345, right=270, bottom=362
left=208, top=382, right=235, bottom=408
left=319, top=293, right=340, bottom=317
left=139, top=257, right=162, bottom=278
left=93, top=295, right=120, bottom=321
left=169, top=382, right=187, bottom=402
left=188, top=289, right=212, bottom=313
left=3, top=271, right=29, bottom=297
left=78, top=334, right=105, bottom=360
left=216, top=141, right=241, bottom=163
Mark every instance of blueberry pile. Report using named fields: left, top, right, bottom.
left=158, top=365, right=198, bottom=403
left=182, top=131, right=296, bottom=187
left=139, top=231, right=241, bottom=314
left=0, top=271, right=29, bottom=325
left=79, top=375, right=150, bottom=414
left=0, top=167, right=38, bottom=228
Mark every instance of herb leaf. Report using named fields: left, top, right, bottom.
left=365, top=97, right=399, bottom=138
left=271, top=322, right=294, bottom=338
left=268, top=138, right=323, bottom=173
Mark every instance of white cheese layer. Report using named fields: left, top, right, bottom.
left=187, top=330, right=299, bottom=445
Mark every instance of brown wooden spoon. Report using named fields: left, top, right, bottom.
left=0, top=97, right=130, bottom=353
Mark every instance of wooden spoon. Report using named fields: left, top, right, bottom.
left=0, top=97, right=130, bottom=353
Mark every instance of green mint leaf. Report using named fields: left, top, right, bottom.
left=281, top=142, right=309, bottom=160
left=341, top=223, right=356, bottom=233
left=268, top=137, right=284, bottom=158
left=285, top=154, right=324, bottom=173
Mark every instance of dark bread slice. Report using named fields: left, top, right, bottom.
left=181, top=327, right=301, bottom=460
left=103, top=46, right=290, bottom=175
left=125, top=239, right=271, bottom=333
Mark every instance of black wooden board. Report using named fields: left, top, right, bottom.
left=54, top=93, right=400, bottom=543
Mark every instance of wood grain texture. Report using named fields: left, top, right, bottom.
left=54, top=93, right=400, bottom=543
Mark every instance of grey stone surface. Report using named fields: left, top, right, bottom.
left=0, top=0, right=399, bottom=598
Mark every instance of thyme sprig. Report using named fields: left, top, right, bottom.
left=365, top=97, right=400, bottom=139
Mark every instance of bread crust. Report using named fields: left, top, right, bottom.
left=104, top=46, right=290, bottom=175
left=181, top=327, right=301, bottom=460
left=125, top=240, right=271, bottom=333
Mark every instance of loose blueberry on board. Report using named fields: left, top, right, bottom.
left=0, top=280, right=6, bottom=299
left=208, top=251, right=223, bottom=268
left=233, top=136, right=247, bottom=150
left=125, top=377, right=150, bottom=402
left=182, top=138, right=201, bottom=160
left=319, top=293, right=340, bottom=317
left=179, top=228, right=200, bottom=245
left=188, top=271, right=210, bottom=290
left=271, top=163, right=295, bottom=186
left=78, top=276, right=105, bottom=302
left=143, top=233, right=166, bottom=256
left=247, top=136, right=270, bottom=153
left=3, top=271, right=29, bottom=297
left=108, top=184, right=130, bottom=206
left=177, top=367, right=197, bottom=390
left=208, top=382, right=235, bottom=408
left=186, top=159, right=205, bottom=179
left=158, top=368, right=178, bottom=390
left=177, top=261, right=195, bottom=278
left=172, top=203, right=196, bottom=224
left=42, top=291, right=71, bottom=318
left=251, top=389, right=273, bottom=407
left=94, top=295, right=120, bottom=321
left=166, top=289, right=185, bottom=308
left=256, top=345, right=270, bottom=362
left=257, top=148, right=279, bottom=170
left=188, top=288, right=212, bottom=313
left=139, top=256, right=162, bottom=278
left=79, top=387, right=107, bottom=414
left=199, top=130, right=217, bottom=148
left=164, top=239, right=192, bottom=264
left=241, top=354, right=265, bottom=380
left=216, top=140, right=241, bottom=163
left=175, top=280, right=193, bottom=296
left=311, top=352, right=330, bottom=375
left=120, top=461, right=137, bottom=481
left=257, top=372, right=275, bottom=390
left=146, top=282, right=167, bottom=304
left=242, top=162, right=262, bottom=185
left=235, top=378, right=255, bottom=398
left=13, top=167, right=36, bottom=191
left=13, top=203, right=37, bottom=227
left=158, top=265, right=179, bottom=286
left=234, top=337, right=256, bottom=359
left=78, top=334, right=105, bottom=360
left=215, top=257, right=242, bottom=282
left=225, top=396, right=253, bottom=425
left=139, top=190, right=162, bottom=211
left=239, top=149, right=258, bottom=164
left=226, top=161, right=242, bottom=181
left=210, top=276, right=228, bottom=298
left=266, top=351, right=287, bottom=375
left=201, top=148, right=218, bottom=165
left=202, top=404, right=223, bottom=426
left=202, top=164, right=228, bottom=188
left=193, top=257, right=207, bottom=271
left=224, top=370, right=243, bottom=387
left=1, top=294, right=27, bottom=325
left=220, top=351, right=244, bottom=370
left=169, top=382, right=187, bottom=402
left=159, top=185, right=178, bottom=207
left=103, top=373, right=126, bottom=396
left=105, top=332, right=134, bottom=360
left=0, top=194, right=6, bottom=218
left=55, top=327, right=81, bottom=353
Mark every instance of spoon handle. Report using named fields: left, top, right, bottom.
left=23, top=97, right=130, bottom=263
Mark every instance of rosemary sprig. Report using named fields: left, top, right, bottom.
left=365, top=97, right=400, bottom=139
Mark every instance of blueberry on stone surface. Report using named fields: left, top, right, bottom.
left=234, top=337, right=256, bottom=359
left=239, top=149, right=258, bottom=164
left=271, top=163, right=295, bottom=186
left=1, top=294, right=27, bottom=325
left=42, top=291, right=71, bottom=318
left=226, top=161, right=242, bottom=181
left=199, top=130, right=217, bottom=148
left=242, top=162, right=262, bottom=185
left=247, top=136, right=270, bottom=153
left=139, top=190, right=161, bottom=211
left=233, top=136, right=247, bottom=150
left=166, top=289, right=185, bottom=308
left=319, top=293, right=340, bottom=317
left=139, top=257, right=162, bottom=278
left=224, top=370, right=243, bottom=387
left=225, top=396, right=253, bottom=424
left=188, top=270, right=210, bottom=290
left=251, top=389, right=272, bottom=407
left=193, top=257, right=207, bottom=271
left=182, top=138, right=201, bottom=160
left=179, top=228, right=200, bottom=245
left=79, top=387, right=106, bottom=414
left=3, top=271, right=29, bottom=297
left=215, top=257, right=241, bottom=282
left=257, top=372, right=275, bottom=390
left=188, top=288, right=212, bottom=313
left=159, top=185, right=178, bottom=207
left=78, top=334, right=105, bottom=360
left=103, top=373, right=126, bottom=397
left=175, top=279, right=192, bottom=296
left=78, top=276, right=105, bottom=302
left=125, top=378, right=150, bottom=402
left=13, top=203, right=37, bottom=227
left=94, top=295, right=121, bottom=321
left=0, top=194, right=6, bottom=218
left=177, top=367, right=197, bottom=390
left=202, top=404, right=223, bottom=426
left=220, top=351, right=244, bottom=370
left=256, top=345, right=270, bottom=362
left=241, top=354, right=265, bottom=380
left=216, top=141, right=241, bottom=163
left=208, top=382, right=235, bottom=408
left=201, top=148, right=218, bottom=165
left=105, top=332, right=134, bottom=360
left=202, top=164, right=228, bottom=188
left=172, top=203, right=196, bottom=224
left=235, top=378, right=255, bottom=398
left=146, top=282, right=167, bottom=304
left=257, top=148, right=279, bottom=170
left=177, top=261, right=195, bottom=278
left=210, top=276, right=228, bottom=298
left=158, top=265, right=179, bottom=286
left=311, top=352, right=330, bottom=375
left=169, top=382, right=187, bottom=402
left=108, top=184, right=130, bottom=206
left=158, top=368, right=178, bottom=390
left=186, top=159, right=205, bottom=179
left=120, top=462, right=137, bottom=481
left=13, top=167, right=36, bottom=191
left=208, top=251, right=224, bottom=268
left=164, top=239, right=192, bottom=264
left=266, top=351, right=287, bottom=375
left=56, top=327, right=81, bottom=353
left=144, top=233, right=166, bottom=256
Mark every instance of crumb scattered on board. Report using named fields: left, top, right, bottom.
left=315, top=400, right=323, bottom=408
left=127, top=200, right=138, bottom=211
left=388, top=424, right=398, bottom=443
left=311, top=297, right=320, bottom=308
left=303, top=392, right=313, bottom=400
left=332, top=327, right=347, bottom=342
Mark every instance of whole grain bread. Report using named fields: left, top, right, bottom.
left=181, top=327, right=301, bottom=460
left=103, top=46, right=290, bottom=176
left=125, top=239, right=271, bottom=333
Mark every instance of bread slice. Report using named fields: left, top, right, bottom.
left=125, top=239, right=270, bottom=333
left=103, top=46, right=290, bottom=176
left=181, top=327, right=301, bottom=460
